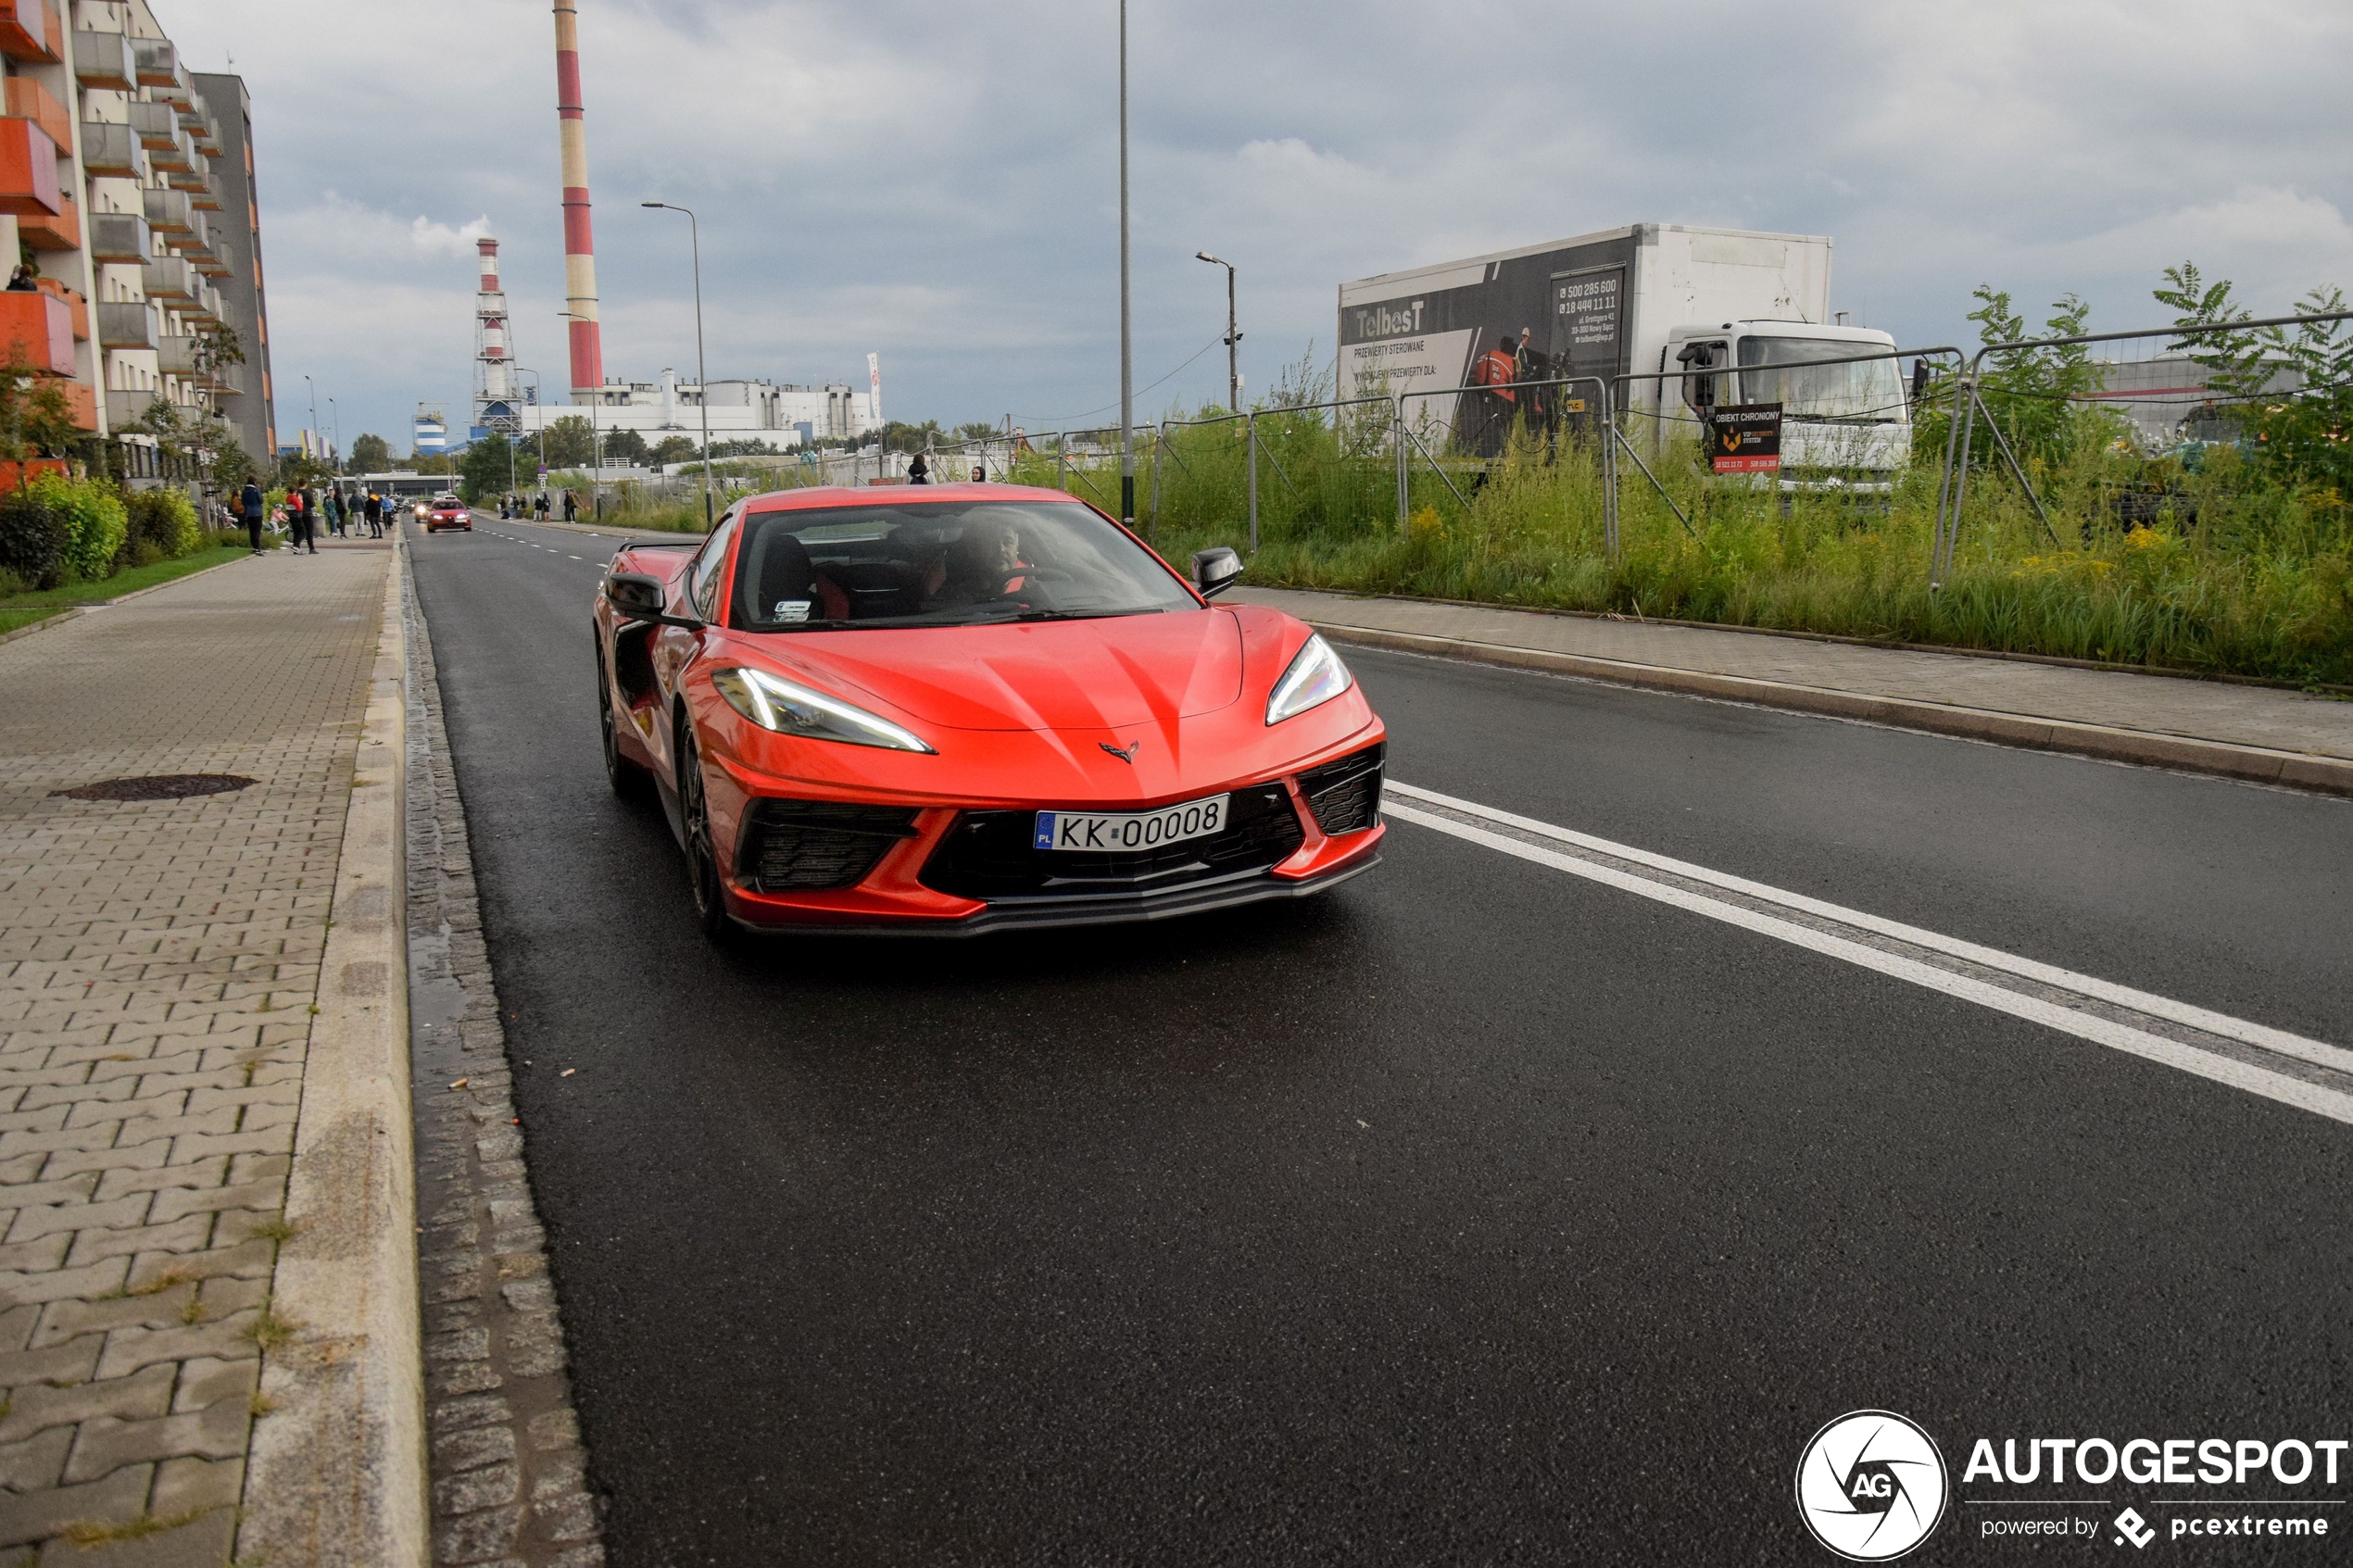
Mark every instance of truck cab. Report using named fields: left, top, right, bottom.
left=1660, top=320, right=1911, bottom=492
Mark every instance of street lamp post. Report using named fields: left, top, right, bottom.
left=643, top=202, right=715, bottom=530
left=1195, top=252, right=1239, bottom=412
left=1117, top=0, right=1133, bottom=527
left=327, top=398, right=340, bottom=476
left=516, top=367, right=547, bottom=489
left=303, top=374, right=318, bottom=470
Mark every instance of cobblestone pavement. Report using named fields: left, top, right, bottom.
left=1231, top=586, right=2353, bottom=759
left=0, top=544, right=386, bottom=1565
left=400, top=552, right=602, bottom=1568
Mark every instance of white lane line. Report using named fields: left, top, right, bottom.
left=567, top=555, right=583, bottom=560
left=1382, top=784, right=2353, bottom=1126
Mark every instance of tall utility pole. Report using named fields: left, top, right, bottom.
left=1196, top=251, right=1239, bottom=411
left=1117, top=0, right=1133, bottom=526
left=642, top=202, right=714, bottom=529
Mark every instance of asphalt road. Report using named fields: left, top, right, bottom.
left=410, top=516, right=2353, bottom=1564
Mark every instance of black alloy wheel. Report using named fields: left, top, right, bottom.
left=677, top=723, right=730, bottom=941
left=595, top=643, right=646, bottom=800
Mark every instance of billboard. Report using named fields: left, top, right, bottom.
left=1340, top=230, right=1638, bottom=455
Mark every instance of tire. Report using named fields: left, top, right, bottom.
left=676, top=723, right=731, bottom=941
left=597, top=643, right=650, bottom=801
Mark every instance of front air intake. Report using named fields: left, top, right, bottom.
left=1298, top=744, right=1383, bottom=836
left=737, top=800, right=919, bottom=892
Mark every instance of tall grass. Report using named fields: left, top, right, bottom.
left=1010, top=408, right=2353, bottom=688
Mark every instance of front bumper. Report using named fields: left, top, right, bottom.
left=713, top=743, right=1387, bottom=937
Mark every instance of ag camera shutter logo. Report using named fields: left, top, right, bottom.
left=1796, top=1411, right=1950, bottom=1561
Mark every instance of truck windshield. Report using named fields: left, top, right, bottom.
left=1738, top=338, right=1906, bottom=422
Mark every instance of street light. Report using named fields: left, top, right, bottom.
left=1195, top=252, right=1240, bottom=413
left=303, top=373, right=318, bottom=470
left=516, top=367, right=547, bottom=490
left=642, top=201, right=715, bottom=531
left=326, top=397, right=340, bottom=474
left=1117, top=0, right=1134, bottom=526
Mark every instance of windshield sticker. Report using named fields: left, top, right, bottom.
left=773, top=600, right=812, bottom=622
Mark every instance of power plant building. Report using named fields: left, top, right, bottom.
left=515, top=370, right=878, bottom=449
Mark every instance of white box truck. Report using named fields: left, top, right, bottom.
left=1338, top=223, right=1911, bottom=485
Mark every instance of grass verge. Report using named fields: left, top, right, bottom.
left=0, top=544, right=247, bottom=634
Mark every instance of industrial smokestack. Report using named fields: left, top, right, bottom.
left=552, top=0, right=603, bottom=402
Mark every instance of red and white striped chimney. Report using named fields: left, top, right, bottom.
left=552, top=0, right=603, bottom=402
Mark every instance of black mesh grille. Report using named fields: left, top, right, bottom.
left=738, top=800, right=920, bottom=892
left=921, top=784, right=1305, bottom=900
left=1300, top=744, right=1384, bottom=836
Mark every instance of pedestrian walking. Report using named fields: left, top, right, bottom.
left=290, top=485, right=319, bottom=554
left=363, top=491, right=383, bottom=538
left=908, top=451, right=930, bottom=485
left=239, top=478, right=266, bottom=554
left=535, top=491, right=549, bottom=521
left=561, top=489, right=577, bottom=522
left=326, top=488, right=346, bottom=538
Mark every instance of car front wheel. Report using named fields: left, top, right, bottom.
left=676, top=722, right=730, bottom=940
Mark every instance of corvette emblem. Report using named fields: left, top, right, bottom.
left=1100, top=740, right=1142, bottom=763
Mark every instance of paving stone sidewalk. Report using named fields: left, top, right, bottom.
left=0, top=542, right=388, bottom=1564
left=1231, top=586, right=2353, bottom=764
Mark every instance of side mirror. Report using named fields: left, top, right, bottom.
left=606, top=571, right=698, bottom=628
left=1192, top=546, right=1243, bottom=599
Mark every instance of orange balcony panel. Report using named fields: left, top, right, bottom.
left=34, top=277, right=87, bottom=340
left=0, top=291, right=75, bottom=375
left=3, top=78, right=69, bottom=151
left=48, top=378, right=94, bottom=431
left=19, top=194, right=79, bottom=253
left=0, top=118, right=59, bottom=217
left=0, top=0, right=58, bottom=64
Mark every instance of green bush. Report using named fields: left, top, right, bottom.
left=125, top=488, right=200, bottom=559
left=27, top=473, right=127, bottom=583
left=0, top=496, right=67, bottom=589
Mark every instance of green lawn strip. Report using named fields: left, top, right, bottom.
left=0, top=545, right=248, bottom=619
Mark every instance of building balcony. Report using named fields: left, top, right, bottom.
left=0, top=290, right=77, bottom=375
left=143, top=255, right=196, bottom=302
left=95, top=299, right=153, bottom=351
left=4, top=78, right=69, bottom=151
left=0, top=117, right=60, bottom=217
left=72, top=29, right=132, bottom=91
left=192, top=246, right=230, bottom=280
left=143, top=186, right=192, bottom=233
left=146, top=128, right=192, bottom=175
left=132, top=36, right=175, bottom=86
left=76, top=119, right=143, bottom=179
left=167, top=148, right=209, bottom=192
left=35, top=278, right=88, bottom=341
left=55, top=377, right=95, bottom=432
left=127, top=100, right=177, bottom=149
left=106, top=387, right=161, bottom=431
left=161, top=210, right=208, bottom=255
left=20, top=193, right=80, bottom=252
left=0, top=0, right=59, bottom=65
left=88, top=211, right=148, bottom=263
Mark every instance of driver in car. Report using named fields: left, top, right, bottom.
left=923, top=517, right=1028, bottom=610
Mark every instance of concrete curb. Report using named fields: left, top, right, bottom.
left=0, top=547, right=257, bottom=646
left=1311, top=621, right=2353, bottom=800
left=238, top=546, right=430, bottom=1567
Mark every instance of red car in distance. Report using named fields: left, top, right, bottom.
left=421, top=495, right=472, bottom=533
left=592, top=483, right=1385, bottom=937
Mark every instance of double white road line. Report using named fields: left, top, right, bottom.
left=1385, top=782, right=2353, bottom=1126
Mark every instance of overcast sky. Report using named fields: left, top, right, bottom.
left=169, top=0, right=2353, bottom=454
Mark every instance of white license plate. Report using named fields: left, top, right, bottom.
left=1034, top=794, right=1229, bottom=853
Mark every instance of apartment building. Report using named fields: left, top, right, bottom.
left=0, top=0, right=274, bottom=478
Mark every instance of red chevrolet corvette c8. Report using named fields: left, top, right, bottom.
left=592, top=483, right=1384, bottom=936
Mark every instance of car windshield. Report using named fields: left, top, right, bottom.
left=1737, top=337, right=1906, bottom=422
left=729, top=500, right=1199, bottom=632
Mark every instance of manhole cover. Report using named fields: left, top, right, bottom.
left=49, top=774, right=257, bottom=802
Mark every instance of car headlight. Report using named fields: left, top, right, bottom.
left=1265, top=633, right=1353, bottom=724
left=710, top=666, right=935, bottom=753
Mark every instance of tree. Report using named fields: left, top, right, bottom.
left=953, top=421, right=1000, bottom=442
left=457, top=433, right=514, bottom=502
left=541, top=415, right=597, bottom=469
left=1956, top=286, right=2105, bottom=469
left=880, top=419, right=943, bottom=454
left=600, top=427, right=648, bottom=466
left=648, top=434, right=698, bottom=467
left=2156, top=262, right=2353, bottom=489
left=349, top=433, right=393, bottom=470
left=708, top=438, right=779, bottom=458
left=208, top=432, right=256, bottom=489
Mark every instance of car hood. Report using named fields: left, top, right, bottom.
left=769, top=608, right=1245, bottom=732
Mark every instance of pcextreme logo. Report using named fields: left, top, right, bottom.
left=1796, top=1411, right=1951, bottom=1561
